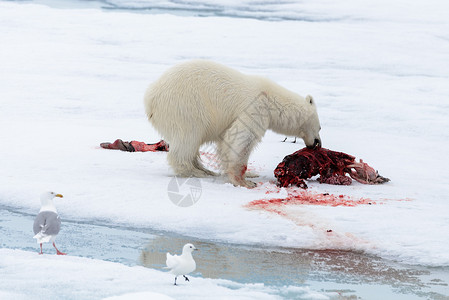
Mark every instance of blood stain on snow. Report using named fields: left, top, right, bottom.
left=245, top=185, right=384, bottom=249
left=248, top=188, right=379, bottom=210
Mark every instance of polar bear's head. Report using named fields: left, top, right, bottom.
left=300, top=95, right=321, bottom=149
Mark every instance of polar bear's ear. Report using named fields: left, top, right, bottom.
left=306, top=95, right=314, bottom=105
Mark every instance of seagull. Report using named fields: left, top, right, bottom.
left=165, top=243, right=198, bottom=285
left=33, top=191, right=66, bottom=255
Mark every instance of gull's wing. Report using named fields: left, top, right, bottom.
left=33, top=211, right=61, bottom=236
left=165, top=253, right=181, bottom=269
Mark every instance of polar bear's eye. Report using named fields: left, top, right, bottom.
left=309, top=98, right=313, bottom=104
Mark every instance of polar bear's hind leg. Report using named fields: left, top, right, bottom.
left=168, top=141, right=211, bottom=178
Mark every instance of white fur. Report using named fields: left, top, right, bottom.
left=144, top=60, right=321, bottom=188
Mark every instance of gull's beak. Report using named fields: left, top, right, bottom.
left=55, top=194, right=63, bottom=198
left=194, top=248, right=199, bottom=251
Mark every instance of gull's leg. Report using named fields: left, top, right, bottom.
left=39, top=243, right=43, bottom=255
left=53, top=242, right=66, bottom=255
left=183, top=275, right=190, bottom=282
left=174, top=276, right=178, bottom=285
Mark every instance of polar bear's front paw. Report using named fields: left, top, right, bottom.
left=231, top=178, right=257, bottom=189
left=242, top=180, right=257, bottom=188
left=227, top=165, right=257, bottom=188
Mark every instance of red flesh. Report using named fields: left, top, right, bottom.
left=130, top=140, right=169, bottom=152
left=100, top=139, right=169, bottom=152
left=274, top=147, right=389, bottom=188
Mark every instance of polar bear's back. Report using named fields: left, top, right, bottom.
left=145, top=60, right=260, bottom=142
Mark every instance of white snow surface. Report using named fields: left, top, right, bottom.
left=100, top=0, right=449, bottom=23
left=2, top=248, right=321, bottom=300
left=0, top=0, right=448, bottom=276
left=104, top=292, right=175, bottom=300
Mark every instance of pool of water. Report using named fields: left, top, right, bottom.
left=1, top=206, right=448, bottom=299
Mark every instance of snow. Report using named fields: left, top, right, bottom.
left=0, top=0, right=448, bottom=298
left=0, top=248, right=305, bottom=300
left=91, top=0, right=449, bottom=23
left=104, top=292, right=175, bottom=300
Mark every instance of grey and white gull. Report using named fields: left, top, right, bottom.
left=33, top=191, right=66, bottom=255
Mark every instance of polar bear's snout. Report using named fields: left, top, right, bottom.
left=306, top=138, right=321, bottom=149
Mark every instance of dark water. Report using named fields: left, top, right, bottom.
left=1, top=207, right=448, bottom=299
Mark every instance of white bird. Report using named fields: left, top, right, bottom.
left=165, top=243, right=198, bottom=285
left=33, top=191, right=66, bottom=255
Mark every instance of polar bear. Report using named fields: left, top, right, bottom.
left=144, top=60, right=321, bottom=188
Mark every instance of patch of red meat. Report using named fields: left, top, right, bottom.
left=274, top=147, right=389, bottom=188
left=130, top=140, right=169, bottom=152
left=100, top=139, right=169, bottom=152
